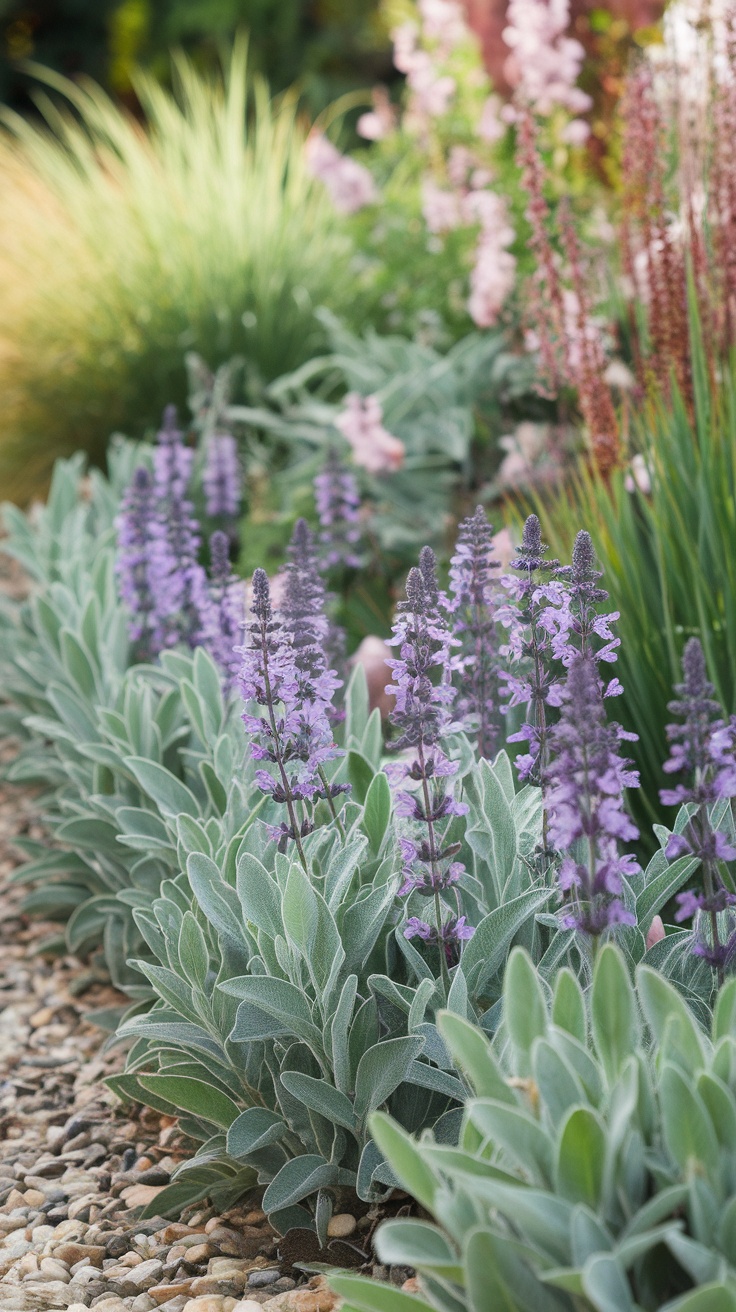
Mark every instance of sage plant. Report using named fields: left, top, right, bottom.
left=448, top=505, right=503, bottom=759
left=545, top=653, right=640, bottom=937
left=385, top=552, right=470, bottom=980
left=660, top=638, right=736, bottom=973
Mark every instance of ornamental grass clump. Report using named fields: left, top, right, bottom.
left=0, top=44, right=355, bottom=500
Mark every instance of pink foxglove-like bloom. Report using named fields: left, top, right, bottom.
left=478, top=95, right=505, bottom=143
left=357, top=88, right=396, bottom=141
left=502, top=0, right=592, bottom=119
left=468, top=232, right=517, bottom=327
left=464, top=190, right=517, bottom=328
left=305, top=133, right=377, bottom=215
left=334, top=394, right=405, bottom=474
left=421, top=179, right=462, bottom=233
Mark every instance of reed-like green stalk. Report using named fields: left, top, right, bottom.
left=533, top=321, right=736, bottom=838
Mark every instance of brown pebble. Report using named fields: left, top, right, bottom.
left=158, top=1224, right=200, bottom=1244
left=29, top=1006, right=56, bottom=1028
left=148, top=1280, right=194, bottom=1304
left=23, top=1189, right=46, bottom=1208
left=54, top=1242, right=106, bottom=1268
left=184, top=1243, right=213, bottom=1265
left=326, top=1213, right=356, bottom=1239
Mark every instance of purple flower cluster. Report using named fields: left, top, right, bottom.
left=448, top=506, right=503, bottom=760
left=203, top=432, right=242, bottom=521
left=497, top=514, right=565, bottom=784
left=660, top=638, right=736, bottom=970
left=115, top=466, right=156, bottom=656
left=238, top=555, right=346, bottom=859
left=544, top=654, right=640, bottom=936
left=385, top=550, right=470, bottom=970
left=313, top=446, right=362, bottom=570
left=116, top=406, right=243, bottom=681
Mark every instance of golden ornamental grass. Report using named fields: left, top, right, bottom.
left=0, top=41, right=355, bottom=501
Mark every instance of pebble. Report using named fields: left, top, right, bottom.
left=326, top=1213, right=356, bottom=1239
left=182, top=1299, right=237, bottom=1312
left=54, top=1240, right=106, bottom=1267
left=183, top=1243, right=213, bottom=1265
left=148, top=1281, right=194, bottom=1304
left=247, top=1270, right=280, bottom=1289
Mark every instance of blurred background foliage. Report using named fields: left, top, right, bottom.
left=0, top=0, right=395, bottom=115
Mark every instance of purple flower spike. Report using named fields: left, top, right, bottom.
left=279, top=518, right=349, bottom=811
left=313, top=446, right=362, bottom=569
left=544, top=654, right=641, bottom=938
left=498, top=514, right=564, bottom=784
left=116, top=465, right=156, bottom=655
left=659, top=638, right=736, bottom=973
left=549, top=531, right=621, bottom=682
left=203, top=433, right=242, bottom=520
left=206, top=530, right=243, bottom=685
left=147, top=407, right=209, bottom=653
left=153, top=404, right=193, bottom=499
left=448, top=506, right=504, bottom=759
left=238, top=562, right=345, bottom=860
left=386, top=551, right=469, bottom=973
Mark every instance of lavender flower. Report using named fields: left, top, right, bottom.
left=544, top=654, right=640, bottom=937
left=548, top=531, right=622, bottom=693
left=448, top=506, right=504, bottom=759
left=404, top=915, right=475, bottom=964
left=205, top=530, right=243, bottom=685
left=280, top=518, right=349, bottom=816
left=238, top=568, right=343, bottom=860
left=116, top=466, right=156, bottom=655
left=313, top=446, right=362, bottom=570
left=148, top=408, right=210, bottom=652
left=659, top=639, right=736, bottom=971
left=153, top=405, right=193, bottom=499
left=386, top=555, right=470, bottom=976
left=498, top=514, right=564, bottom=784
left=203, top=432, right=242, bottom=521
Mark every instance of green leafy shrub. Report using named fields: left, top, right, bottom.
left=0, top=45, right=358, bottom=500
left=331, top=943, right=736, bottom=1312
left=193, top=316, right=535, bottom=590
